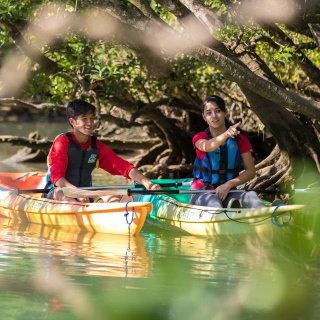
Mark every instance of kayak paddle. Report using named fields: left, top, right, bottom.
left=61, top=187, right=281, bottom=199
left=0, top=181, right=191, bottom=200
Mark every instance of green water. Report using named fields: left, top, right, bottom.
left=1, top=124, right=320, bottom=319
left=0, top=220, right=320, bottom=320
left=1, top=188, right=320, bottom=319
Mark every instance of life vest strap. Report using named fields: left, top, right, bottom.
left=193, top=165, right=239, bottom=175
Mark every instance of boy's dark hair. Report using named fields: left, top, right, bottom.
left=66, top=99, right=96, bottom=120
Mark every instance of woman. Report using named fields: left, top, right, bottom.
left=190, top=95, right=265, bottom=208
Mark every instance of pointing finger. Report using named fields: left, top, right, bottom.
left=233, top=121, right=241, bottom=128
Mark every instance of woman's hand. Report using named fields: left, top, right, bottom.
left=226, top=122, right=241, bottom=138
left=215, top=183, right=232, bottom=202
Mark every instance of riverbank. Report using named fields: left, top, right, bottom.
left=0, top=105, right=65, bottom=122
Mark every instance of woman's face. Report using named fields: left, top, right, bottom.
left=202, top=102, right=226, bottom=129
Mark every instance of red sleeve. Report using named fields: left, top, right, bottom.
left=192, top=131, right=208, bottom=160
left=237, top=133, right=252, bottom=154
left=47, top=135, right=70, bottom=185
left=96, top=140, right=135, bottom=179
left=192, top=131, right=252, bottom=160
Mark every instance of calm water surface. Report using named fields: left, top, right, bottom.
left=0, top=122, right=320, bottom=319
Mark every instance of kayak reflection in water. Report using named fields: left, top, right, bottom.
left=42, top=99, right=161, bottom=203
left=190, top=95, right=265, bottom=209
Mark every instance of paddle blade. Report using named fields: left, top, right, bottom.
left=62, top=187, right=128, bottom=198
left=0, top=188, right=18, bottom=200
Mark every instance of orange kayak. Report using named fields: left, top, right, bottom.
left=0, top=172, right=152, bottom=235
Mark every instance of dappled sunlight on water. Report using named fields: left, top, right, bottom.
left=0, top=160, right=320, bottom=318
left=1, top=202, right=320, bottom=319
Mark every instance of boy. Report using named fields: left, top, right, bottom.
left=43, top=99, right=161, bottom=202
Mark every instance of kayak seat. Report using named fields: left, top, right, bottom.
left=227, top=198, right=241, bottom=208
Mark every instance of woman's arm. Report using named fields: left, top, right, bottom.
left=216, top=151, right=256, bottom=201
left=195, top=122, right=241, bottom=152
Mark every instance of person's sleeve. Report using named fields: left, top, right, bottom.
left=96, top=140, right=135, bottom=179
left=192, top=131, right=208, bottom=160
left=48, top=135, right=70, bottom=185
left=237, top=134, right=252, bottom=154
left=192, top=132, right=207, bottom=147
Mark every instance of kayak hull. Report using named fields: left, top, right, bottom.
left=0, top=172, right=152, bottom=235
left=133, top=179, right=305, bottom=239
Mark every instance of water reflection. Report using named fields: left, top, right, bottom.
left=0, top=217, right=151, bottom=279
left=0, top=216, right=249, bottom=284
left=1, top=212, right=320, bottom=319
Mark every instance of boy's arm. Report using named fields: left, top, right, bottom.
left=54, top=177, right=76, bottom=188
left=128, top=168, right=161, bottom=190
left=96, top=141, right=161, bottom=190
left=48, top=135, right=70, bottom=185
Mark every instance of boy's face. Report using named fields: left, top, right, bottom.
left=69, top=111, right=96, bottom=136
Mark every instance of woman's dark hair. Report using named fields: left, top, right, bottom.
left=201, top=95, right=226, bottom=113
left=66, top=99, right=96, bottom=120
left=202, top=95, right=245, bottom=141
left=202, top=95, right=231, bottom=128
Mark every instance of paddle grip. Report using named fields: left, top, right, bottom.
left=135, top=182, right=185, bottom=188
left=19, top=188, right=50, bottom=194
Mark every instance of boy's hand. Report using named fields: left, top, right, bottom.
left=146, top=182, right=162, bottom=190
left=77, top=197, right=90, bottom=203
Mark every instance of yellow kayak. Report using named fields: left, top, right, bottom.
left=0, top=172, right=152, bottom=235
left=132, top=178, right=305, bottom=240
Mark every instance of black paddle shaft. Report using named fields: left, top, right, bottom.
left=127, top=188, right=280, bottom=196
